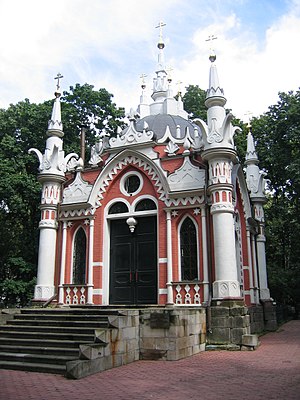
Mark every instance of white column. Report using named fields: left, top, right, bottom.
left=87, top=219, right=95, bottom=304
left=34, top=200, right=59, bottom=300
left=251, top=234, right=259, bottom=304
left=256, top=229, right=270, bottom=300
left=246, top=228, right=255, bottom=304
left=201, top=207, right=209, bottom=303
left=166, top=210, right=173, bottom=305
left=212, top=210, right=240, bottom=298
left=58, top=221, right=68, bottom=304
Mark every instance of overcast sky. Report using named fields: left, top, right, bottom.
left=0, top=0, right=299, bottom=120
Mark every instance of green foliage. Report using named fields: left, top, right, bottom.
left=182, top=85, right=207, bottom=121
left=252, top=90, right=300, bottom=306
left=0, top=84, right=125, bottom=307
left=61, top=83, right=125, bottom=158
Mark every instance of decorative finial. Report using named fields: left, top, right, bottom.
left=54, top=73, right=63, bottom=97
left=166, top=66, right=173, bottom=83
left=206, top=35, right=217, bottom=62
left=140, top=73, right=147, bottom=89
left=177, top=80, right=183, bottom=96
left=244, top=111, right=253, bottom=131
left=156, top=21, right=166, bottom=49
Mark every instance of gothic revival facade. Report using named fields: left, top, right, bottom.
left=30, top=33, right=271, bottom=319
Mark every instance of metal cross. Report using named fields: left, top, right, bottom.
left=156, top=21, right=166, bottom=42
left=244, top=111, right=253, bottom=129
left=177, top=80, right=183, bottom=94
left=206, top=35, right=218, bottom=52
left=140, top=73, right=147, bottom=85
left=54, top=73, right=64, bottom=91
left=205, top=34, right=218, bottom=44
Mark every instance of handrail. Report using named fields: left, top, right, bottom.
left=42, top=292, right=58, bottom=308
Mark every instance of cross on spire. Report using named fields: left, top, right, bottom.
left=177, top=80, right=183, bottom=94
left=206, top=34, right=218, bottom=45
left=140, top=73, right=147, bottom=88
left=54, top=73, right=64, bottom=91
left=206, top=35, right=218, bottom=62
left=244, top=111, right=253, bottom=130
left=155, top=21, right=166, bottom=43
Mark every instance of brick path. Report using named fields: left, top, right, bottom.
left=0, top=320, right=299, bottom=400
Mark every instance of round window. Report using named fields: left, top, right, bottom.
left=120, top=172, right=143, bottom=196
left=124, top=175, right=140, bottom=194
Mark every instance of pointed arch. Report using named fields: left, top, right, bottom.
left=88, top=149, right=169, bottom=208
left=72, top=227, right=87, bottom=285
left=178, top=215, right=199, bottom=281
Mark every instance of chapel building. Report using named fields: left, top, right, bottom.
left=29, top=29, right=273, bottom=333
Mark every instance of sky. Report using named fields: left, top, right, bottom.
left=0, top=0, right=300, bottom=121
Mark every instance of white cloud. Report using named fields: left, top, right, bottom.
left=0, top=0, right=300, bottom=123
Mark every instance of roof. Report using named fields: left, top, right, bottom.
left=135, top=114, right=200, bottom=141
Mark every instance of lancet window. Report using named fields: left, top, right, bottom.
left=180, top=217, right=198, bottom=280
left=72, top=227, right=87, bottom=285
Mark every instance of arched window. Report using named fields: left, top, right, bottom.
left=180, top=217, right=198, bottom=280
left=73, top=228, right=87, bottom=285
left=135, top=199, right=157, bottom=211
left=108, top=202, right=129, bottom=214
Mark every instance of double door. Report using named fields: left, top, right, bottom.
left=109, top=216, right=157, bottom=305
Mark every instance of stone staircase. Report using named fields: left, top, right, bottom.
left=0, top=307, right=127, bottom=378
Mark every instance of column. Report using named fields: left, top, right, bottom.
left=246, top=228, right=255, bottom=304
left=34, top=180, right=62, bottom=301
left=251, top=234, right=259, bottom=304
left=58, top=221, right=68, bottom=304
left=201, top=207, right=209, bottom=302
left=256, top=222, right=270, bottom=300
left=87, top=219, right=95, bottom=304
left=166, top=210, right=173, bottom=305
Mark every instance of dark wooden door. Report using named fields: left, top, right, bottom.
left=109, top=216, right=157, bottom=305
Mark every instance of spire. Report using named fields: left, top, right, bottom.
left=245, top=124, right=258, bottom=164
left=48, top=73, right=64, bottom=136
left=152, top=21, right=168, bottom=100
left=245, top=124, right=266, bottom=199
left=28, top=73, right=79, bottom=177
left=205, top=54, right=226, bottom=105
left=201, top=47, right=241, bottom=150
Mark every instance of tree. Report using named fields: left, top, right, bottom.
left=182, top=85, right=207, bottom=121
left=61, top=84, right=125, bottom=158
left=0, top=85, right=125, bottom=306
left=251, top=90, right=300, bottom=306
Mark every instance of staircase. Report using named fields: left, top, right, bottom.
left=0, top=307, right=122, bottom=377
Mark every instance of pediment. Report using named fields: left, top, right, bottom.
left=168, top=157, right=205, bottom=192
left=62, top=172, right=93, bottom=205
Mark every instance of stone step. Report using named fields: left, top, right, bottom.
left=10, top=319, right=110, bottom=328
left=0, top=360, right=66, bottom=375
left=0, top=344, right=79, bottom=357
left=0, top=324, right=100, bottom=334
left=0, top=307, right=120, bottom=377
left=0, top=329, right=94, bottom=341
left=14, top=313, right=111, bottom=322
left=20, top=308, right=121, bottom=316
left=0, top=336, right=92, bottom=348
left=0, top=351, right=77, bottom=365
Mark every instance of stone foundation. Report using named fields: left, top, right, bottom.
left=139, top=308, right=206, bottom=361
left=248, top=305, right=265, bottom=333
left=206, top=300, right=251, bottom=347
left=261, top=300, right=277, bottom=331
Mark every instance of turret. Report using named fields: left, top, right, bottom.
left=29, top=75, right=79, bottom=302
left=200, top=52, right=241, bottom=299
left=245, top=125, right=270, bottom=300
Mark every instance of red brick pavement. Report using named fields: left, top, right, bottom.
left=0, top=320, right=299, bottom=400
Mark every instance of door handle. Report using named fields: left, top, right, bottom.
left=135, top=271, right=138, bottom=282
